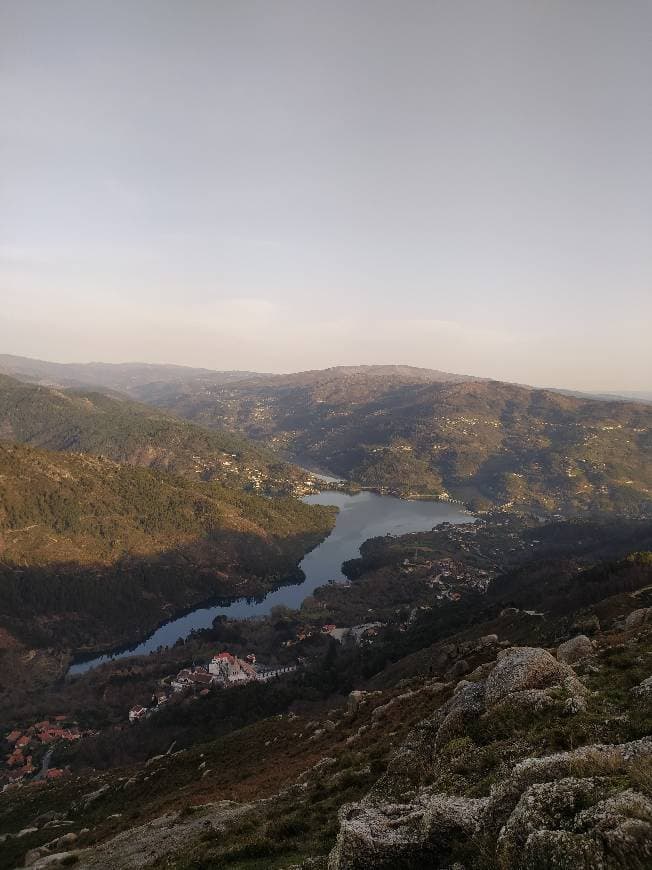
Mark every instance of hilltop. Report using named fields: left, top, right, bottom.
left=0, top=355, right=256, bottom=394
left=0, top=373, right=313, bottom=496
left=136, top=371, right=652, bottom=516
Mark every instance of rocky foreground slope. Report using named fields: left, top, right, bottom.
left=3, top=605, right=651, bottom=869
left=329, top=645, right=652, bottom=869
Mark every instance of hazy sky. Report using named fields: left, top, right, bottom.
left=1, top=1, right=651, bottom=390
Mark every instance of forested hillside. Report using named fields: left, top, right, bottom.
left=138, top=369, right=652, bottom=515
left=0, top=442, right=335, bottom=654
left=0, top=374, right=311, bottom=495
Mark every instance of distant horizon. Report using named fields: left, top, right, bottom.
left=1, top=349, right=649, bottom=399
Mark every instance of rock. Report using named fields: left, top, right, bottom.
left=557, top=635, right=595, bottom=664
left=30, top=851, right=81, bottom=868
left=17, top=827, right=39, bottom=838
left=465, top=661, right=495, bottom=682
left=484, top=647, right=582, bottom=708
left=625, top=608, right=651, bottom=630
left=497, top=776, right=610, bottom=868
left=24, top=847, right=50, bottom=866
left=146, top=754, right=166, bottom=768
left=328, top=794, right=486, bottom=869
left=53, top=833, right=78, bottom=848
left=498, top=780, right=652, bottom=870
left=632, top=676, right=652, bottom=697
left=74, top=784, right=109, bottom=811
left=478, top=634, right=499, bottom=648
left=33, top=812, right=65, bottom=826
left=563, top=695, right=587, bottom=715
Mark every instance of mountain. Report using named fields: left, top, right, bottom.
left=0, top=441, right=335, bottom=658
left=0, top=354, right=257, bottom=394
left=137, top=370, right=652, bottom=516
left=0, top=373, right=314, bottom=496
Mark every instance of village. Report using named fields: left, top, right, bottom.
left=1, top=718, right=93, bottom=789
left=128, top=650, right=297, bottom=723
left=399, top=554, right=493, bottom=601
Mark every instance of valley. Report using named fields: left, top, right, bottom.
left=0, top=357, right=650, bottom=869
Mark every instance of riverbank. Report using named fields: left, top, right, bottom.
left=67, top=492, right=471, bottom=675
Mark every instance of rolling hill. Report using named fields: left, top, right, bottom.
left=136, top=369, right=652, bottom=516
left=0, top=354, right=256, bottom=394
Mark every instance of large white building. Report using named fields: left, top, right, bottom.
left=208, top=651, right=258, bottom=685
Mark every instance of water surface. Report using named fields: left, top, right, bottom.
left=69, top=491, right=470, bottom=675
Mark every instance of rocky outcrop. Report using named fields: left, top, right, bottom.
left=328, top=646, right=652, bottom=870
left=498, top=779, right=652, bottom=869
left=330, top=737, right=652, bottom=869
left=328, top=794, right=486, bottom=870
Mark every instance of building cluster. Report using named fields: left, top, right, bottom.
left=283, top=622, right=384, bottom=648
left=2, top=717, right=84, bottom=786
left=128, top=651, right=297, bottom=723
left=401, top=554, right=492, bottom=600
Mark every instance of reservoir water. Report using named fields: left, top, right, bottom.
left=68, top=491, right=470, bottom=675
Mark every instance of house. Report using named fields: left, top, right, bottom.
left=171, top=669, right=194, bottom=692
left=128, top=705, right=148, bottom=724
left=189, top=670, right=213, bottom=689
left=209, top=651, right=258, bottom=685
left=172, top=667, right=213, bottom=692
left=46, top=768, right=65, bottom=780
left=6, top=730, right=21, bottom=744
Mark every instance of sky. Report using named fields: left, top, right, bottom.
left=1, top=1, right=651, bottom=390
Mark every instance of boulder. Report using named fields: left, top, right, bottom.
left=484, top=647, right=581, bottom=708
left=557, top=635, right=595, bottom=664
left=328, top=794, right=486, bottom=870
left=625, top=608, right=651, bottom=630
left=346, top=691, right=366, bottom=716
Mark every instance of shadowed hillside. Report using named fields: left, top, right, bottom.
left=0, top=443, right=336, bottom=657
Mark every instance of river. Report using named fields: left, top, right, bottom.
left=68, top=491, right=470, bottom=675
